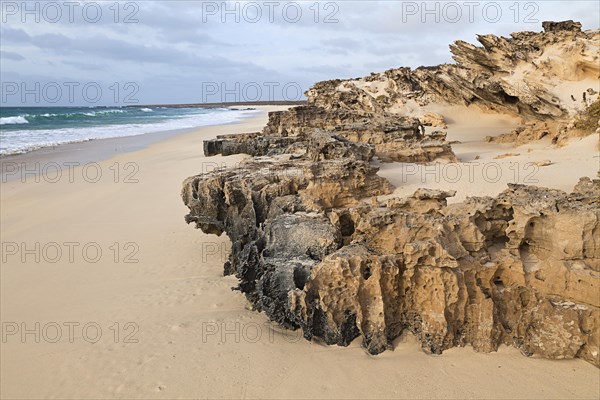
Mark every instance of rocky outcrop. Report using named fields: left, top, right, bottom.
left=182, top=22, right=600, bottom=366
left=486, top=100, right=600, bottom=146
left=293, top=180, right=599, bottom=362
left=183, top=126, right=600, bottom=366
left=205, top=105, right=456, bottom=163
left=184, top=132, right=392, bottom=325
left=206, top=22, right=598, bottom=157
left=306, top=20, right=599, bottom=145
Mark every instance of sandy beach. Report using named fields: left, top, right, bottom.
left=1, top=106, right=599, bottom=399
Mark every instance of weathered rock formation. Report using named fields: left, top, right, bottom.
left=205, top=105, right=456, bottom=163
left=205, top=21, right=598, bottom=157
left=182, top=22, right=600, bottom=366
left=307, top=20, right=599, bottom=145
left=183, top=130, right=600, bottom=366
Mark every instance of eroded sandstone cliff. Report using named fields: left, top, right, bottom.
left=308, top=20, right=599, bottom=146
left=205, top=21, right=598, bottom=157
left=183, top=21, right=600, bottom=366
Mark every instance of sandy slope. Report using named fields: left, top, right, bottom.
left=379, top=105, right=600, bottom=203
left=1, top=107, right=599, bottom=399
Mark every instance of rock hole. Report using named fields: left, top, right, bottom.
left=502, top=91, right=519, bottom=104
left=339, top=312, right=360, bottom=346
left=362, top=266, right=372, bottom=280
left=493, top=236, right=509, bottom=246
left=293, top=267, right=310, bottom=290
left=493, top=276, right=505, bottom=291
left=339, top=214, right=355, bottom=237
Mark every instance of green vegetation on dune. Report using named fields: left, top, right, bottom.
left=574, top=100, right=600, bottom=133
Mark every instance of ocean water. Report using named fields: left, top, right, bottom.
left=0, top=106, right=260, bottom=155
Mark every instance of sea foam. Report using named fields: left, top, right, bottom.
left=0, top=116, right=29, bottom=125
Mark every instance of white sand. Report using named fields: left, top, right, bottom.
left=378, top=105, right=600, bottom=203
left=1, top=106, right=599, bottom=399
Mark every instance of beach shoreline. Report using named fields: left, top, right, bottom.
left=0, top=105, right=278, bottom=183
left=1, top=105, right=599, bottom=399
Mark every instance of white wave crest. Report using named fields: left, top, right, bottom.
left=95, top=109, right=125, bottom=115
left=0, top=116, right=29, bottom=125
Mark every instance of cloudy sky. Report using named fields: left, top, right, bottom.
left=1, top=0, right=598, bottom=106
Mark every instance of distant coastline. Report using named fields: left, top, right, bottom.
left=126, top=100, right=307, bottom=109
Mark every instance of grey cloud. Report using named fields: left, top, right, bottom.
left=21, top=30, right=271, bottom=76
left=0, top=50, right=25, bottom=61
left=0, top=26, right=32, bottom=43
left=1, top=1, right=598, bottom=106
left=62, top=60, right=107, bottom=71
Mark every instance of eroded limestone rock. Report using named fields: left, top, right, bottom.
left=183, top=127, right=600, bottom=366
left=182, top=22, right=600, bottom=366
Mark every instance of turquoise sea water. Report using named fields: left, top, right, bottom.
left=0, top=106, right=259, bottom=155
